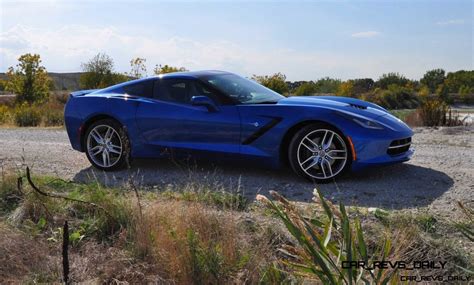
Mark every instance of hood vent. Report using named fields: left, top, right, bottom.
left=348, top=103, right=367, bottom=110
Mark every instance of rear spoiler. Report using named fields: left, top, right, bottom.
left=70, top=89, right=99, bottom=97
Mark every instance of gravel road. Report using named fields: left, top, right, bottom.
left=0, top=126, right=472, bottom=218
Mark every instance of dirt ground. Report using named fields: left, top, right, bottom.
left=0, top=126, right=472, bottom=218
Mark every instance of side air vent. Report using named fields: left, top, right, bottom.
left=387, top=137, right=411, bottom=155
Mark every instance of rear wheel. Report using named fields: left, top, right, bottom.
left=288, top=123, right=350, bottom=182
left=84, top=119, right=130, bottom=170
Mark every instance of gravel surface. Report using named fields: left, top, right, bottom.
left=0, top=126, right=472, bottom=218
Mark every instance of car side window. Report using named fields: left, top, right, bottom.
left=122, top=80, right=154, bottom=98
left=192, top=81, right=224, bottom=104
left=155, top=79, right=193, bottom=104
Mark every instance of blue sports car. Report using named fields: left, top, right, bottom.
left=64, top=70, right=413, bottom=182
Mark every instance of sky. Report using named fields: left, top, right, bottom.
left=0, top=0, right=472, bottom=81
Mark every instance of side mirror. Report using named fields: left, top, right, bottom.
left=191, top=96, right=219, bottom=112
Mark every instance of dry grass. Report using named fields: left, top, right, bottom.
left=133, top=200, right=271, bottom=284
left=1, top=171, right=472, bottom=284
left=0, top=173, right=281, bottom=284
left=0, top=221, right=61, bottom=283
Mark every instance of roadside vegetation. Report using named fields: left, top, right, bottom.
left=0, top=169, right=472, bottom=283
left=0, top=52, right=473, bottom=128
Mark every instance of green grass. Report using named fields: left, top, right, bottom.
left=389, top=109, right=415, bottom=121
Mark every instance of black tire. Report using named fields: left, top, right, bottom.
left=288, top=123, right=352, bottom=182
left=84, top=119, right=131, bottom=171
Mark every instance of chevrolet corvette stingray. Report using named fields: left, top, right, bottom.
left=64, top=70, right=414, bottom=182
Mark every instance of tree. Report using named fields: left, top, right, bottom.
left=0, top=79, right=5, bottom=91
left=294, top=82, right=318, bottom=96
left=80, top=53, right=128, bottom=89
left=314, top=77, right=341, bottom=93
left=420, top=69, right=445, bottom=93
left=444, top=70, right=474, bottom=93
left=6, top=53, right=51, bottom=104
left=336, top=81, right=354, bottom=97
left=351, top=78, right=374, bottom=95
left=128, top=57, right=147, bottom=79
left=251, top=72, right=289, bottom=94
left=154, top=64, right=187, bottom=75
left=376, top=72, right=409, bottom=89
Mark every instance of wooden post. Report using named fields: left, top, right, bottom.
left=63, top=221, right=70, bottom=284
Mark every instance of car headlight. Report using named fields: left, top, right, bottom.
left=352, top=117, right=384, bottom=130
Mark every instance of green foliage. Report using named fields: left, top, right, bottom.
left=376, top=72, right=410, bottom=89
left=154, top=64, right=187, bottom=75
left=417, top=98, right=462, bottom=127
left=336, top=81, right=354, bottom=97
left=459, top=85, right=473, bottom=103
left=445, top=70, right=474, bottom=93
left=14, top=104, right=42, bottom=126
left=390, top=109, right=415, bottom=122
left=252, top=72, right=289, bottom=94
left=258, top=190, right=399, bottom=284
left=294, top=82, right=318, bottom=96
left=436, top=84, right=450, bottom=102
left=44, top=109, right=64, bottom=126
left=362, top=84, right=420, bottom=109
left=5, top=53, right=51, bottom=104
left=455, top=202, right=474, bottom=242
left=313, top=77, right=341, bottom=93
left=0, top=79, right=5, bottom=91
left=128, top=57, right=147, bottom=79
left=420, top=68, right=445, bottom=93
left=0, top=105, right=12, bottom=125
left=80, top=53, right=129, bottom=89
left=162, top=189, right=248, bottom=211
left=416, top=214, right=438, bottom=233
left=351, top=78, right=374, bottom=95
left=0, top=175, right=23, bottom=214
left=187, top=229, right=226, bottom=283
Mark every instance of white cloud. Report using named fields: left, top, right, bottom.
left=351, top=31, right=380, bottom=38
left=0, top=24, right=373, bottom=79
left=0, top=25, right=470, bottom=80
left=436, top=19, right=465, bottom=26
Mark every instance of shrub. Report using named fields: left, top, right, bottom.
left=0, top=105, right=12, bottom=125
left=418, top=99, right=463, bottom=127
left=257, top=190, right=399, bottom=284
left=14, top=104, right=41, bottom=127
left=294, top=82, right=318, bottom=96
left=361, top=85, right=420, bottom=109
left=44, top=109, right=64, bottom=126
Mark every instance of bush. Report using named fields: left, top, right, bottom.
left=361, top=85, right=420, bottom=109
left=418, top=99, right=463, bottom=127
left=14, top=104, right=41, bottom=127
left=44, top=109, right=64, bottom=126
left=0, top=105, right=12, bottom=125
left=257, top=190, right=399, bottom=284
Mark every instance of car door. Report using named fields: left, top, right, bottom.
left=135, top=78, right=241, bottom=155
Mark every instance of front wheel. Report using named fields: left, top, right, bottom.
left=84, top=119, right=130, bottom=170
left=288, top=124, right=351, bottom=182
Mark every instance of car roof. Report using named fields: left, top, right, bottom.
left=158, top=70, right=232, bottom=79
left=96, top=70, right=234, bottom=93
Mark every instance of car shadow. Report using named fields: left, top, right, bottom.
left=73, top=158, right=453, bottom=210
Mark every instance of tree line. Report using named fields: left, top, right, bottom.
left=0, top=52, right=472, bottom=110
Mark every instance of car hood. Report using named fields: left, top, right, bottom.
left=277, top=95, right=389, bottom=119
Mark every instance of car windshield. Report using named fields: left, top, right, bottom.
left=200, top=74, right=285, bottom=104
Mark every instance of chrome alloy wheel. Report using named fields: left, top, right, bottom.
left=296, top=129, right=348, bottom=179
left=86, top=125, right=123, bottom=168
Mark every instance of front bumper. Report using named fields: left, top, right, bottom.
left=350, top=134, right=414, bottom=171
